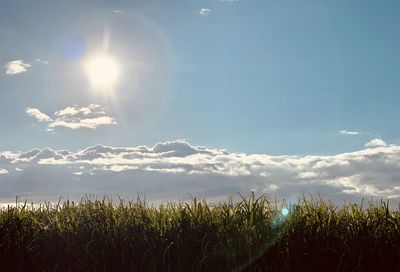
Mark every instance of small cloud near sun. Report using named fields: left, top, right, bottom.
left=4, top=60, right=31, bottom=75
left=200, top=8, right=211, bottom=16
left=26, top=104, right=117, bottom=131
left=26, top=108, right=53, bottom=123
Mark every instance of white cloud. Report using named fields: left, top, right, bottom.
left=49, top=116, right=117, bottom=130
left=55, top=104, right=101, bottom=117
left=0, top=139, right=399, bottom=205
left=26, top=104, right=117, bottom=130
left=298, top=171, right=320, bottom=179
left=4, top=60, right=31, bottom=75
left=26, top=107, right=53, bottom=122
left=200, top=8, right=211, bottom=16
left=339, top=130, right=361, bottom=136
left=365, top=138, right=387, bottom=147
left=54, top=106, right=80, bottom=116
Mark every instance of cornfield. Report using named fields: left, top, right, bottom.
left=0, top=194, right=399, bottom=271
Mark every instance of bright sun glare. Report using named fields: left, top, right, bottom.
left=85, top=55, right=120, bottom=88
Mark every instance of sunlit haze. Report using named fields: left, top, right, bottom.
left=85, top=54, right=120, bottom=89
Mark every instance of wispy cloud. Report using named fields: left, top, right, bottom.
left=26, top=104, right=117, bottom=131
left=35, top=59, right=49, bottom=64
left=339, top=130, right=361, bottom=136
left=365, top=138, right=387, bottom=147
left=4, top=60, right=31, bottom=75
left=200, top=8, right=211, bottom=16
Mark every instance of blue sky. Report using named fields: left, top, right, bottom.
left=1, top=0, right=399, bottom=155
left=1, top=0, right=400, bottom=204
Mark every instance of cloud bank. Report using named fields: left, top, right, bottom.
left=26, top=104, right=117, bottom=131
left=0, top=140, right=399, bottom=204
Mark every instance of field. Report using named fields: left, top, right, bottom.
left=1, top=194, right=399, bottom=271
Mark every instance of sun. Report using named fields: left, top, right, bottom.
left=85, top=54, right=120, bottom=88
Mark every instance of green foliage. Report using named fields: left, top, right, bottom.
left=0, top=194, right=399, bottom=271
